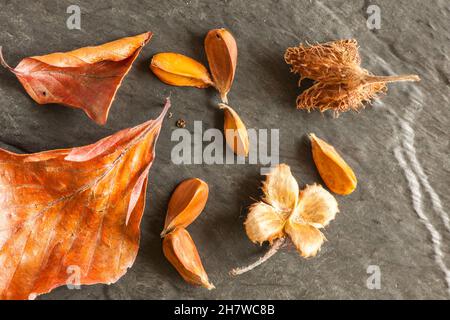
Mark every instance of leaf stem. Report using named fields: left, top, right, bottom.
left=218, top=102, right=229, bottom=110
left=0, top=46, right=14, bottom=71
left=230, top=237, right=285, bottom=276
left=365, top=74, right=420, bottom=84
left=221, top=92, right=229, bottom=104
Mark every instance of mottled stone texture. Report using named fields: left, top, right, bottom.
left=0, top=0, right=448, bottom=299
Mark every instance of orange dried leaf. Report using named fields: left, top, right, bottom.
left=205, top=28, right=237, bottom=104
left=150, top=52, right=213, bottom=88
left=0, top=99, right=170, bottom=300
left=0, top=32, right=151, bottom=125
left=161, top=178, right=209, bottom=237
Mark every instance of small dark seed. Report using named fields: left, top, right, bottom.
left=176, top=119, right=186, bottom=128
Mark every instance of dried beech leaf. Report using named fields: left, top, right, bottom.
left=292, top=184, right=339, bottom=228
left=205, top=28, right=237, bottom=104
left=150, top=52, right=213, bottom=88
left=310, top=133, right=357, bottom=195
left=262, top=164, right=299, bottom=212
left=161, top=178, right=209, bottom=237
left=244, top=202, right=287, bottom=245
left=284, top=39, right=420, bottom=114
left=163, top=227, right=214, bottom=290
left=284, top=220, right=325, bottom=258
left=0, top=32, right=151, bottom=125
left=0, top=99, right=170, bottom=300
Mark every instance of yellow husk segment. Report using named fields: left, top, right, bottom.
left=310, top=133, right=357, bottom=195
left=244, top=202, right=287, bottom=244
left=244, top=165, right=339, bottom=261
left=220, top=104, right=249, bottom=157
left=292, top=184, right=339, bottom=228
left=151, top=52, right=213, bottom=88
left=284, top=220, right=325, bottom=258
left=262, top=164, right=299, bottom=212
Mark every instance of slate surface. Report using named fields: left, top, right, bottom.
left=0, top=0, right=449, bottom=299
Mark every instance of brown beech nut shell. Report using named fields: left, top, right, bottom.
left=205, top=28, right=237, bottom=104
left=150, top=52, right=213, bottom=88
left=310, top=133, right=357, bottom=195
left=161, top=178, right=209, bottom=237
left=162, top=227, right=214, bottom=290
left=219, top=103, right=249, bottom=157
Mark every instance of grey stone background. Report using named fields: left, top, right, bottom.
left=0, top=0, right=448, bottom=299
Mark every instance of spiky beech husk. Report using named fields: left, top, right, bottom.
left=284, top=39, right=420, bottom=115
